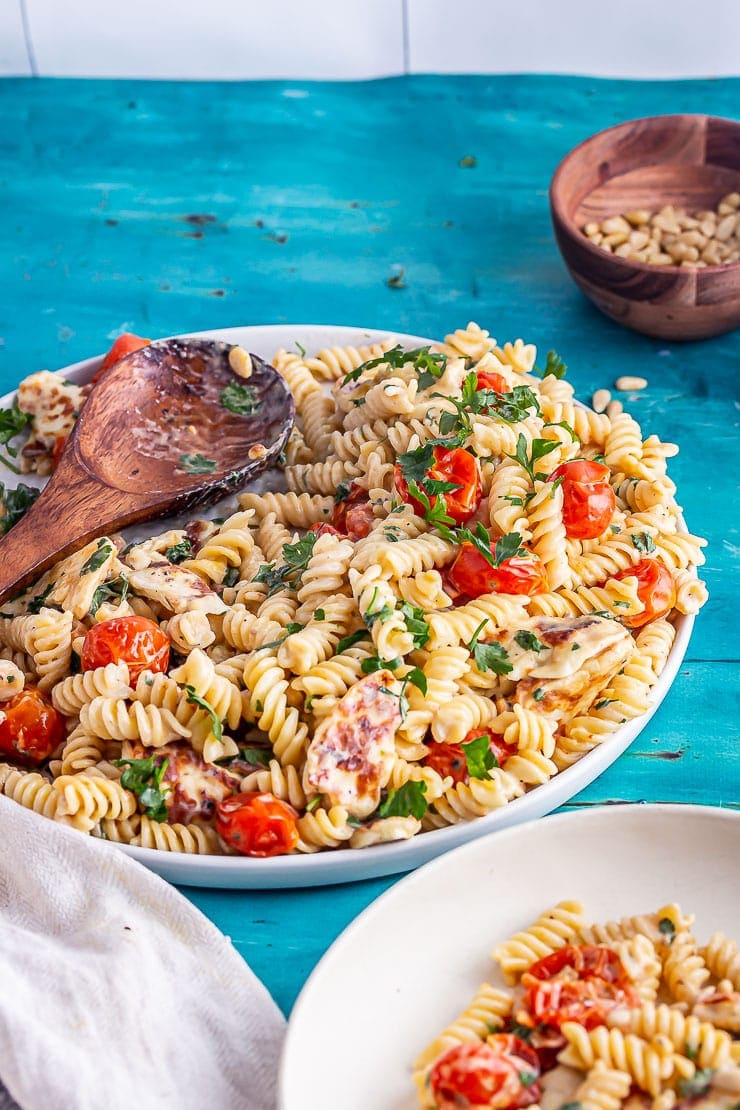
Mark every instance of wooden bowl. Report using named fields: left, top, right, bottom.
left=550, top=114, right=740, bottom=341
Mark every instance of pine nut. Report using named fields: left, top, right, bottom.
left=606, top=400, right=623, bottom=418
left=722, top=192, right=740, bottom=208
left=228, top=346, right=253, bottom=378
left=602, top=216, right=631, bottom=235
left=716, top=214, right=736, bottom=241
left=584, top=221, right=600, bottom=236
left=592, top=388, right=611, bottom=412
left=624, top=209, right=652, bottom=226
left=615, top=376, right=648, bottom=391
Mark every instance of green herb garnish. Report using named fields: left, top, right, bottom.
left=220, top=380, right=261, bottom=415
left=378, top=780, right=428, bottom=819
left=184, top=685, right=223, bottom=741
left=0, top=402, right=32, bottom=471
left=632, top=532, right=656, bottom=554
left=535, top=350, right=567, bottom=379
left=473, top=641, right=512, bottom=675
left=508, top=433, right=560, bottom=483
left=462, top=733, right=499, bottom=780
left=116, top=756, right=169, bottom=822
left=164, top=538, right=193, bottom=564
left=0, top=482, right=40, bottom=534
left=514, top=630, right=546, bottom=653
left=179, top=452, right=217, bottom=474
left=80, top=538, right=113, bottom=576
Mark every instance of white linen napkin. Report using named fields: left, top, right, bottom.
left=0, top=795, right=286, bottom=1110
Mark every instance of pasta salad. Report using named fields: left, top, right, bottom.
left=0, top=322, right=708, bottom=857
left=413, top=900, right=740, bottom=1110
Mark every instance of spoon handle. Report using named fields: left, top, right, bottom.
left=0, top=451, right=132, bottom=605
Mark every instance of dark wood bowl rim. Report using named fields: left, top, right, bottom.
left=550, top=113, right=740, bottom=278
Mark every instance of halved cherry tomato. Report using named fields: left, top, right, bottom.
left=81, top=616, right=170, bottom=684
left=548, top=460, right=616, bottom=541
left=216, top=791, right=299, bottom=857
left=522, top=945, right=639, bottom=1031
left=476, top=370, right=511, bottom=395
left=51, top=435, right=68, bottom=470
left=91, top=332, right=150, bottom=383
left=309, top=522, right=343, bottom=537
left=448, top=543, right=548, bottom=600
left=429, top=1037, right=540, bottom=1110
left=0, top=687, right=65, bottom=766
left=613, top=558, right=676, bottom=628
left=332, top=483, right=374, bottom=540
left=394, top=446, right=482, bottom=525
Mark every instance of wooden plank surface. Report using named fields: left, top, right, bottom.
left=0, top=74, right=737, bottom=1018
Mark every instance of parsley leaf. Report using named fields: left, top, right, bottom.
left=462, top=733, right=498, bottom=779
left=483, top=384, right=541, bottom=425
left=80, top=538, right=113, bottom=575
left=514, top=630, right=546, bottom=653
left=222, top=566, right=239, bottom=588
left=179, top=452, right=218, bottom=474
left=544, top=419, right=578, bottom=442
left=509, top=433, right=560, bottom=482
left=378, top=780, right=428, bottom=819
left=465, top=619, right=489, bottom=652
left=253, top=533, right=318, bottom=596
left=0, top=482, right=40, bottom=534
left=305, top=795, right=322, bottom=813
left=396, top=443, right=435, bottom=485
left=164, top=538, right=193, bottom=564
left=335, top=481, right=352, bottom=503
left=473, top=641, right=512, bottom=675
left=535, top=350, right=567, bottom=379
left=519, top=1071, right=539, bottom=1088
left=238, top=747, right=271, bottom=767
left=658, top=917, right=676, bottom=941
left=89, top=574, right=130, bottom=617
left=116, top=756, right=169, bottom=822
left=219, top=381, right=261, bottom=415
left=335, top=629, right=370, bottom=654
left=26, top=581, right=56, bottom=614
left=0, top=402, right=32, bottom=470
left=494, top=531, right=527, bottom=566
left=533, top=688, right=545, bottom=702
left=184, top=685, right=223, bottom=741
left=677, top=1071, right=714, bottom=1100
left=342, top=344, right=446, bottom=386
left=632, top=532, right=656, bottom=554
left=400, top=602, right=430, bottom=649
left=361, top=653, right=401, bottom=675
left=295, top=340, right=307, bottom=358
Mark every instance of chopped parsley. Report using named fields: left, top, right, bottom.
left=594, top=698, right=615, bottom=710
left=508, top=433, right=560, bottom=483
left=164, top=538, right=192, bottom=564
left=343, top=345, right=447, bottom=387
left=473, top=641, right=512, bottom=675
left=400, top=602, right=430, bottom=649
left=514, top=630, right=546, bottom=653
left=26, top=581, right=56, bottom=614
left=89, top=575, right=130, bottom=616
left=222, top=566, right=240, bottom=588
left=0, top=401, right=32, bottom=472
left=335, top=629, right=370, bottom=654
left=335, top=481, right=352, bottom=503
left=80, top=538, right=113, bottom=576
left=183, top=685, right=223, bottom=741
left=466, top=619, right=489, bottom=652
left=237, top=747, right=271, bottom=768
left=387, top=266, right=406, bottom=289
left=509, top=1022, right=534, bottom=1043
left=314, top=608, right=326, bottom=621
left=116, top=756, right=169, bottom=822
left=378, top=780, right=428, bottom=819
left=533, top=688, right=545, bottom=702
left=253, top=532, right=318, bottom=596
left=677, top=1070, right=714, bottom=1100
left=560, top=1103, right=582, bottom=1110
left=295, top=340, right=307, bottom=358
left=305, top=795, right=322, bottom=813
left=632, top=532, right=656, bottom=554
left=462, top=733, right=498, bottom=780
left=0, top=482, right=40, bottom=534
left=179, top=452, right=218, bottom=474
left=535, top=350, right=567, bottom=379
left=519, top=1071, right=538, bottom=1088
left=219, top=380, right=261, bottom=415
left=544, top=419, right=578, bottom=443
left=658, top=917, right=676, bottom=942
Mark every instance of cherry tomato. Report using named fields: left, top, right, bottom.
left=332, top=483, right=374, bottom=540
left=476, top=370, right=511, bottom=395
left=81, top=616, right=170, bottom=684
left=394, top=446, right=482, bottom=525
left=429, top=1038, right=540, bottom=1110
left=0, top=687, right=65, bottom=766
left=216, top=791, right=299, bottom=857
left=309, top=522, right=343, bottom=537
left=548, top=460, right=616, bottom=541
left=424, top=742, right=468, bottom=784
left=613, top=559, right=676, bottom=628
left=448, top=543, right=548, bottom=600
left=91, top=332, right=150, bottom=383
left=522, top=945, right=639, bottom=1031
left=51, top=435, right=67, bottom=470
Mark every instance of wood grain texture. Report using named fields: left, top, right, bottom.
left=0, top=74, right=737, bottom=1017
left=550, top=114, right=740, bottom=340
left=0, top=339, right=294, bottom=601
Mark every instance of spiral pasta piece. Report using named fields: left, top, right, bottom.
left=663, top=932, right=711, bottom=1004
left=426, top=593, right=528, bottom=650
left=53, top=774, right=137, bottom=831
left=414, top=983, right=514, bottom=1072
left=424, top=768, right=523, bottom=828
left=179, top=510, right=255, bottom=585
left=131, top=816, right=221, bottom=854
left=0, top=765, right=69, bottom=822
left=295, top=805, right=354, bottom=853
left=610, top=1002, right=734, bottom=1071
left=558, top=1024, right=674, bottom=1097
left=703, top=932, right=740, bottom=991
left=430, top=693, right=501, bottom=744
left=241, top=759, right=306, bottom=810
left=573, top=1062, right=632, bottom=1110
left=492, top=901, right=586, bottom=983
left=0, top=607, right=73, bottom=691
left=51, top=662, right=132, bottom=716
left=243, top=648, right=308, bottom=766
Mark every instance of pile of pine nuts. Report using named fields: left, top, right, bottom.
left=582, top=192, right=740, bottom=267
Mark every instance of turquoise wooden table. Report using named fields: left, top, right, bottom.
left=1, top=74, right=738, bottom=1018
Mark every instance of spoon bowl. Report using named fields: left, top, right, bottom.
left=0, top=338, right=295, bottom=602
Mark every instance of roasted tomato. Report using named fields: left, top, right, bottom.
left=332, top=483, right=375, bottom=540
left=425, top=729, right=517, bottom=785
left=394, top=446, right=482, bottom=525
left=0, top=687, right=65, bottom=766
left=216, top=791, right=299, bottom=857
left=476, top=370, right=511, bottom=396
left=548, top=459, right=616, bottom=541
left=309, top=522, right=343, bottom=537
left=92, top=332, right=150, bottom=382
left=522, top=945, right=639, bottom=1030
left=81, top=616, right=170, bottom=684
left=448, top=543, right=548, bottom=600
left=429, top=1036, right=540, bottom=1110
left=613, top=558, right=676, bottom=628
left=51, top=434, right=68, bottom=469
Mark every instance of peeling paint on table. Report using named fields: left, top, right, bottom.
left=1, top=73, right=738, bottom=1018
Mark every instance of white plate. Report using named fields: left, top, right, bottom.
left=0, top=325, right=695, bottom=888
left=279, top=803, right=740, bottom=1110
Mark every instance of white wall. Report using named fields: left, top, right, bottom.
left=4, top=0, right=740, bottom=79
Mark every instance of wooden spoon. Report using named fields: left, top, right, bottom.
left=0, top=337, right=295, bottom=604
